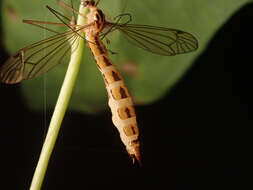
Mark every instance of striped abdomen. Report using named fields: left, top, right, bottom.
left=85, top=34, right=141, bottom=165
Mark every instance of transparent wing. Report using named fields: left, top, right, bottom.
left=22, top=4, right=78, bottom=35
left=113, top=24, right=198, bottom=56
left=0, top=30, right=80, bottom=84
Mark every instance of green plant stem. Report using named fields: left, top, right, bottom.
left=29, top=4, right=89, bottom=190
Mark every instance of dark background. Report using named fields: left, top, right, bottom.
left=0, top=3, right=252, bottom=189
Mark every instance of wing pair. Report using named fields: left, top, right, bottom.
left=0, top=2, right=198, bottom=84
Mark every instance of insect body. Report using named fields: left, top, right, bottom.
left=83, top=0, right=141, bottom=164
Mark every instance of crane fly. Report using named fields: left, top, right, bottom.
left=0, top=0, right=198, bottom=165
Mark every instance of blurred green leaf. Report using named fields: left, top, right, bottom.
left=1, top=0, right=250, bottom=113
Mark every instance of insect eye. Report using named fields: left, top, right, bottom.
left=83, top=1, right=89, bottom=6
left=90, top=1, right=95, bottom=6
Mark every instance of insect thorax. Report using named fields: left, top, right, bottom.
left=86, top=7, right=105, bottom=35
